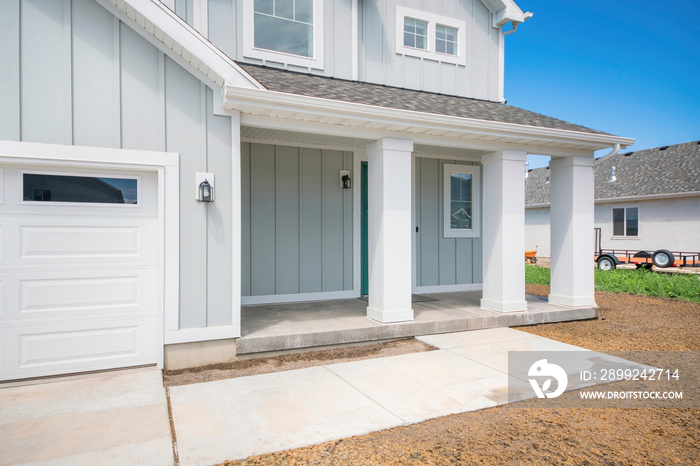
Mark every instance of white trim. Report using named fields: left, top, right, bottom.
left=414, top=283, right=482, bottom=294
left=230, top=112, right=242, bottom=339
left=353, top=150, right=363, bottom=297
left=164, top=324, right=239, bottom=345
left=0, top=140, right=180, bottom=370
left=351, top=0, right=359, bottom=81
left=526, top=191, right=700, bottom=209
left=242, top=290, right=357, bottom=305
left=242, top=0, right=325, bottom=69
left=0, top=168, right=4, bottom=204
left=395, top=6, right=467, bottom=66
left=443, top=164, right=480, bottom=238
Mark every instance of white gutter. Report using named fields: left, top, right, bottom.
left=223, top=86, right=636, bottom=149
left=526, top=191, right=700, bottom=209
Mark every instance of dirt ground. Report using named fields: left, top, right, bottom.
left=192, top=284, right=700, bottom=465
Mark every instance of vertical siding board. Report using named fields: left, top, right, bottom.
left=120, top=23, right=161, bottom=151
left=473, top=164, right=484, bottom=283
left=275, top=146, right=301, bottom=294
left=241, top=142, right=252, bottom=296
left=343, top=152, right=354, bottom=291
left=438, top=159, right=457, bottom=285
left=439, top=63, right=457, bottom=96
left=332, top=0, right=353, bottom=80
left=20, top=0, right=72, bottom=144
left=473, top=0, right=489, bottom=99
left=72, top=0, right=119, bottom=148
left=362, top=0, right=385, bottom=83
left=300, top=148, right=323, bottom=292
left=0, top=0, right=20, bottom=141
left=323, top=150, right=345, bottom=292
left=420, top=157, right=439, bottom=286
left=207, top=0, right=235, bottom=58
left=250, top=143, right=277, bottom=295
left=165, top=57, right=207, bottom=327
left=423, top=59, right=439, bottom=93
left=205, top=87, right=233, bottom=325
left=414, top=157, right=422, bottom=287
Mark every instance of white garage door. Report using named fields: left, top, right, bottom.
left=0, top=164, right=159, bottom=381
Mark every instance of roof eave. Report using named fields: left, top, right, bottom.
left=224, top=85, right=635, bottom=153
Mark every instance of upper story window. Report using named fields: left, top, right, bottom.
left=612, top=207, right=639, bottom=237
left=243, top=0, right=324, bottom=69
left=396, top=6, right=466, bottom=66
left=403, top=18, right=428, bottom=50
left=254, top=0, right=313, bottom=57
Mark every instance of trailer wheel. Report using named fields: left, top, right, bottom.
left=652, top=249, right=674, bottom=268
left=597, top=256, right=616, bottom=271
left=531, top=257, right=537, bottom=264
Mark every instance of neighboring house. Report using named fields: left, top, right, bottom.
left=526, top=141, right=700, bottom=258
left=0, top=0, right=633, bottom=381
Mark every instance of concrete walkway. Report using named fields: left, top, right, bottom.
left=169, top=328, right=639, bottom=465
left=0, top=367, right=173, bottom=466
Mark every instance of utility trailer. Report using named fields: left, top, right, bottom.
left=594, top=228, right=700, bottom=270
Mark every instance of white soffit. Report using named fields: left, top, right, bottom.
left=96, top=0, right=262, bottom=90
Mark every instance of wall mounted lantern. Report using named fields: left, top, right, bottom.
left=339, top=170, right=351, bottom=189
left=195, top=172, right=215, bottom=203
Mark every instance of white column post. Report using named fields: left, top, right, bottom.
left=230, top=111, right=242, bottom=336
left=366, top=138, right=414, bottom=323
left=549, top=156, right=597, bottom=307
left=481, top=150, right=528, bottom=312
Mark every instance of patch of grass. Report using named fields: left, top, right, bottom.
left=595, top=268, right=700, bottom=303
left=525, top=264, right=550, bottom=285
left=525, top=264, right=700, bottom=303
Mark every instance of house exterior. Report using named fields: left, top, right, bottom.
left=0, top=0, right=633, bottom=381
left=526, top=141, right=700, bottom=258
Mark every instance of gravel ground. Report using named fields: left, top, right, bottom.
left=206, top=284, right=700, bottom=465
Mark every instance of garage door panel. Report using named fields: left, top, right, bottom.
left=0, top=317, right=158, bottom=381
left=20, top=225, right=142, bottom=258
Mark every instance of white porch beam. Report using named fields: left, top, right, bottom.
left=549, top=156, right=597, bottom=307
left=481, top=150, right=528, bottom=312
left=366, top=138, right=414, bottom=323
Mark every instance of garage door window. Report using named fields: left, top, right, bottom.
left=22, top=173, right=139, bottom=205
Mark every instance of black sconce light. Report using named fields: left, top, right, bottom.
left=198, top=179, right=213, bottom=202
left=340, top=170, right=351, bottom=189
left=196, top=172, right=215, bottom=203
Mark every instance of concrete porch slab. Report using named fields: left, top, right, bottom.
left=237, top=291, right=597, bottom=355
left=0, top=367, right=173, bottom=466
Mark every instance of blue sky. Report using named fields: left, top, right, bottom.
left=504, top=0, right=700, bottom=168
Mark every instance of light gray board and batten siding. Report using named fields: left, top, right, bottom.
left=1, top=0, right=233, bottom=329
left=202, top=0, right=501, bottom=100
left=414, top=158, right=483, bottom=287
left=241, top=143, right=354, bottom=298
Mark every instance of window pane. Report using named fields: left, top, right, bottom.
left=254, top=13, right=313, bottom=57
left=404, top=18, right=427, bottom=50
left=23, top=173, right=138, bottom=204
left=450, top=173, right=472, bottom=229
left=626, top=207, right=638, bottom=236
left=436, top=25, right=458, bottom=56
left=275, top=0, right=294, bottom=20
left=612, top=208, right=625, bottom=236
left=254, top=0, right=273, bottom=15
left=295, top=0, right=313, bottom=23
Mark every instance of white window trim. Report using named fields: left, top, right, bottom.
left=395, top=6, right=466, bottom=66
left=611, top=205, right=640, bottom=238
left=443, top=164, right=480, bottom=238
left=242, top=0, right=325, bottom=69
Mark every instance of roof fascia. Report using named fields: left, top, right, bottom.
left=95, top=0, right=262, bottom=90
left=224, top=85, right=635, bottom=151
left=526, top=191, right=700, bottom=208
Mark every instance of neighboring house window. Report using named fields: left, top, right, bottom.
left=254, top=0, right=313, bottom=57
left=612, top=207, right=639, bottom=237
left=243, top=0, right=324, bottom=69
left=395, top=6, right=466, bottom=65
left=403, top=18, right=428, bottom=50
left=443, top=164, right=480, bottom=238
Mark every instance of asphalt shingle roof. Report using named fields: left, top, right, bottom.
left=237, top=63, right=609, bottom=136
left=525, top=141, right=700, bottom=205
